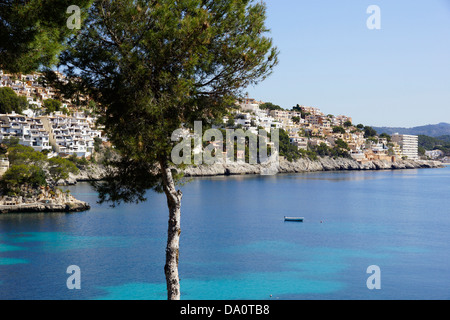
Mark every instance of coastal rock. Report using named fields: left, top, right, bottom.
left=0, top=201, right=90, bottom=214
left=181, top=157, right=443, bottom=177
left=70, top=164, right=107, bottom=182
left=0, top=188, right=90, bottom=214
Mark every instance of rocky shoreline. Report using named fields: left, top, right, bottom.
left=0, top=187, right=90, bottom=214
left=66, top=157, right=443, bottom=182
left=181, top=157, right=444, bottom=177
left=67, top=157, right=443, bottom=181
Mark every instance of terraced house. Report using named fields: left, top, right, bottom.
left=0, top=113, right=51, bottom=152
left=0, top=112, right=102, bottom=158
left=40, top=114, right=102, bottom=158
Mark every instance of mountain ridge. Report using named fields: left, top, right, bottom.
left=372, top=122, right=450, bottom=137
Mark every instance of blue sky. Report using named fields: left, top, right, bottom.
left=246, top=0, right=450, bottom=127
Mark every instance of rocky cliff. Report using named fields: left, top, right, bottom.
left=181, top=157, right=443, bottom=177
left=0, top=186, right=90, bottom=214
left=66, top=157, right=443, bottom=181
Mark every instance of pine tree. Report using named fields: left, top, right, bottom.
left=50, top=0, right=278, bottom=300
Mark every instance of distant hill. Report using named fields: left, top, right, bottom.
left=436, top=135, right=450, bottom=143
left=417, top=135, right=450, bottom=155
left=373, top=122, right=450, bottom=138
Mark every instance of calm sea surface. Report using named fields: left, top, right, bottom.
left=0, top=166, right=449, bottom=300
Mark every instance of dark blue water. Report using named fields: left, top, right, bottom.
left=1, top=166, right=449, bottom=300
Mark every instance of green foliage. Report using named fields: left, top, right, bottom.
left=7, top=144, right=46, bottom=166
left=436, top=135, right=450, bottom=143
left=290, top=106, right=313, bottom=119
left=309, top=142, right=350, bottom=159
left=379, top=132, right=391, bottom=142
left=316, top=143, right=329, bottom=156
left=331, top=147, right=351, bottom=158
left=1, top=140, right=48, bottom=194
left=67, top=154, right=89, bottom=168
left=54, top=0, right=279, bottom=205
left=0, top=137, right=20, bottom=149
left=418, top=146, right=426, bottom=156
left=418, top=135, right=450, bottom=155
left=291, top=105, right=301, bottom=112
left=364, top=126, right=377, bottom=138
left=0, top=87, right=28, bottom=114
left=332, top=126, right=346, bottom=134
left=43, top=99, right=62, bottom=114
left=226, top=117, right=236, bottom=128
left=292, top=116, right=301, bottom=124
left=335, top=138, right=349, bottom=150
left=278, top=129, right=302, bottom=162
left=0, top=0, right=93, bottom=73
left=61, top=106, right=70, bottom=116
left=1, top=164, right=47, bottom=195
left=302, top=149, right=318, bottom=161
left=259, top=102, right=283, bottom=111
left=47, top=157, right=79, bottom=185
left=0, top=142, right=80, bottom=195
left=278, top=130, right=353, bottom=162
left=93, top=137, right=103, bottom=153
left=367, top=137, right=378, bottom=144
left=343, top=120, right=352, bottom=127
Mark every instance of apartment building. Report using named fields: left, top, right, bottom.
left=289, top=136, right=308, bottom=150
left=269, top=110, right=291, bottom=121
left=391, top=133, right=419, bottom=160
left=0, top=113, right=51, bottom=152
left=300, top=106, right=324, bottom=116
left=40, top=114, right=102, bottom=158
left=238, top=98, right=264, bottom=113
left=332, top=115, right=353, bottom=127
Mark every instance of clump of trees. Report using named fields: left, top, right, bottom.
left=0, top=87, right=28, bottom=114
left=279, top=129, right=302, bottom=161
left=277, top=129, right=351, bottom=161
left=259, top=102, right=283, bottom=111
left=418, top=135, right=450, bottom=156
left=43, top=98, right=61, bottom=113
left=332, top=126, right=346, bottom=134
left=0, top=139, right=78, bottom=196
left=309, top=141, right=351, bottom=159
left=363, top=126, right=378, bottom=138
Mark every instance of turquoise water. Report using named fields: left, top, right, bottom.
left=0, top=166, right=449, bottom=300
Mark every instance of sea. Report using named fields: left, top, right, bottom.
left=0, top=165, right=449, bottom=300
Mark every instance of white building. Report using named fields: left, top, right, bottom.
left=0, top=113, right=52, bottom=152
left=425, top=149, right=444, bottom=160
left=391, top=133, right=419, bottom=160
left=290, top=136, right=308, bottom=150
left=40, top=114, right=102, bottom=158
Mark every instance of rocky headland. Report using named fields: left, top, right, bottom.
left=67, top=157, right=443, bottom=180
left=0, top=186, right=90, bottom=214
left=181, top=157, right=444, bottom=177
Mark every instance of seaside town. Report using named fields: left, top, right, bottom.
left=0, top=69, right=447, bottom=177
left=1, top=1, right=449, bottom=303
left=0, top=70, right=104, bottom=173
left=232, top=97, right=421, bottom=163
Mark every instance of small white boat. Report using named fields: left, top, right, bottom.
left=284, top=216, right=304, bottom=222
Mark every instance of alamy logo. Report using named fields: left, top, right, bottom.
left=366, top=5, right=381, bottom=30
left=366, top=265, right=381, bottom=290
left=66, top=5, right=81, bottom=30
left=171, top=121, right=279, bottom=169
left=66, top=265, right=81, bottom=289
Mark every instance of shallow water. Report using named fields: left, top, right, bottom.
left=1, top=166, right=449, bottom=299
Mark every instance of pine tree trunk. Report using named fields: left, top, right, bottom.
left=160, top=161, right=183, bottom=300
